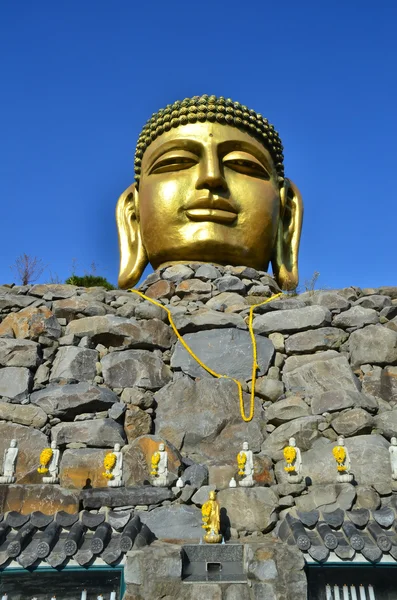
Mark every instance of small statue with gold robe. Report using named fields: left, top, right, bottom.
left=201, top=490, right=222, bottom=543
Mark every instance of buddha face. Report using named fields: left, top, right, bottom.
left=117, top=121, right=303, bottom=289
left=138, top=122, right=280, bottom=269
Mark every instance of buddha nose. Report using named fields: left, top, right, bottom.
left=195, top=147, right=228, bottom=192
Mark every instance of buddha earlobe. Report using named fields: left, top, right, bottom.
left=116, top=183, right=148, bottom=289
left=271, top=178, right=304, bottom=291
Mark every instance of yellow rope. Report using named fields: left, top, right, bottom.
left=129, top=287, right=282, bottom=422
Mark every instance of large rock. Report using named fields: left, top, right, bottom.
left=52, top=297, right=108, bottom=321
left=251, top=378, right=284, bottom=402
left=138, top=505, right=202, bottom=541
left=50, top=347, right=98, bottom=382
left=0, top=306, right=61, bottom=340
left=30, top=383, right=119, bottom=419
left=261, top=416, right=324, bottom=461
left=355, top=295, right=392, bottom=311
left=122, top=435, right=182, bottom=486
left=354, top=486, right=381, bottom=510
left=0, top=422, right=48, bottom=482
left=162, top=264, right=195, bottom=283
left=332, top=306, right=379, bottom=329
left=214, top=275, right=245, bottom=293
left=0, top=293, right=36, bottom=311
left=0, top=366, right=32, bottom=400
left=275, top=435, right=390, bottom=486
left=311, top=390, right=378, bottom=415
left=331, top=408, right=373, bottom=436
left=349, top=325, right=397, bottom=367
left=294, top=483, right=356, bottom=512
left=145, top=280, right=175, bottom=300
left=60, top=448, right=107, bottom=488
left=195, top=265, right=221, bottom=280
left=253, top=306, right=331, bottom=335
left=378, top=286, right=397, bottom=299
left=66, top=315, right=173, bottom=349
left=134, top=301, right=168, bottom=322
left=124, top=406, right=152, bottom=442
left=283, top=350, right=340, bottom=374
left=308, top=291, right=351, bottom=311
left=0, top=484, right=79, bottom=515
left=283, top=355, right=360, bottom=397
left=285, top=327, right=348, bottom=354
left=171, top=310, right=246, bottom=333
left=207, top=292, right=248, bottom=309
left=51, top=418, right=126, bottom=447
left=176, top=279, right=212, bottom=296
left=217, top=488, right=278, bottom=533
left=102, top=350, right=172, bottom=390
left=381, top=367, right=397, bottom=403
left=265, top=397, right=310, bottom=425
left=154, top=377, right=264, bottom=462
left=361, top=366, right=383, bottom=400
left=0, top=401, right=47, bottom=428
left=29, top=283, right=78, bottom=299
left=373, top=410, right=397, bottom=438
left=0, top=338, right=41, bottom=368
left=171, top=328, right=274, bottom=381
left=181, top=463, right=209, bottom=488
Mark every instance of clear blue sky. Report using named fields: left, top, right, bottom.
left=1, top=1, right=396, bottom=290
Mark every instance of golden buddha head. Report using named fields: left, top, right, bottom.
left=116, top=95, right=303, bottom=290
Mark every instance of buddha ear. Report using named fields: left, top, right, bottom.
left=116, top=183, right=148, bottom=289
left=271, top=178, right=304, bottom=291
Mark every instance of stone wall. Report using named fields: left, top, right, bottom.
left=124, top=538, right=306, bottom=600
left=0, top=267, right=396, bottom=531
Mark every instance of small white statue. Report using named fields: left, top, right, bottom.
left=229, top=477, right=237, bottom=488
left=389, top=437, right=397, bottom=481
left=283, top=437, right=303, bottom=483
left=42, top=441, right=60, bottom=484
left=333, top=436, right=353, bottom=483
left=0, top=439, right=18, bottom=484
left=151, top=442, right=168, bottom=487
left=107, top=443, right=124, bottom=488
left=176, top=477, right=184, bottom=489
left=237, top=441, right=254, bottom=487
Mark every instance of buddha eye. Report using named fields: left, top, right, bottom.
left=223, top=152, right=270, bottom=180
left=149, top=153, right=198, bottom=175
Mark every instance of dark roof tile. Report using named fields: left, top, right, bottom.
left=280, top=508, right=397, bottom=563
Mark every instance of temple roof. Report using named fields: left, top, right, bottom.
left=0, top=509, right=151, bottom=569
left=278, top=507, right=397, bottom=563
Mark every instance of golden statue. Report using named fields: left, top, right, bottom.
left=201, top=490, right=222, bottom=543
left=116, top=95, right=303, bottom=291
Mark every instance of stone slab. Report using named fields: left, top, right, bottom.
left=0, top=484, right=79, bottom=515
left=80, top=486, right=175, bottom=509
left=171, top=328, right=274, bottom=381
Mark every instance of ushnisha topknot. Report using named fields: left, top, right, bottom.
left=134, top=95, right=284, bottom=186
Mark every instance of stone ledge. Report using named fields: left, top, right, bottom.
left=0, top=484, right=79, bottom=514
left=80, top=485, right=175, bottom=509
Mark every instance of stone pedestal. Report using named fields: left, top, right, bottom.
left=337, top=473, right=354, bottom=483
